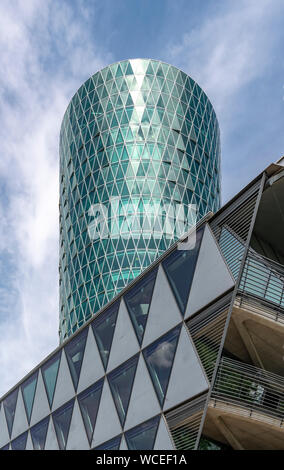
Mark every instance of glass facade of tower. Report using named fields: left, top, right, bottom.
left=59, top=59, right=221, bottom=342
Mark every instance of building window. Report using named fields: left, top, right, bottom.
left=162, top=227, right=204, bottom=315
left=124, top=267, right=157, bottom=344
left=30, top=416, right=50, bottom=450
left=41, top=351, right=62, bottom=408
left=52, top=399, right=75, bottom=450
left=93, top=434, right=122, bottom=450
left=3, top=388, right=18, bottom=437
left=125, top=415, right=160, bottom=450
left=77, top=379, right=104, bottom=444
left=143, top=325, right=181, bottom=406
left=64, top=327, right=88, bottom=391
left=108, top=354, right=139, bottom=426
left=91, top=300, right=120, bottom=370
left=11, top=431, right=28, bottom=450
left=21, top=370, right=38, bottom=424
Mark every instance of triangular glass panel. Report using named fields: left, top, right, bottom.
left=3, top=388, right=18, bottom=437
left=94, top=434, right=122, bottom=450
left=21, top=370, right=38, bottom=424
left=0, top=444, right=9, bottom=450
left=41, top=350, right=62, bottom=408
left=106, top=68, right=113, bottom=83
left=157, top=94, right=165, bottom=108
left=162, top=226, right=204, bottom=315
left=110, top=113, right=119, bottom=128
left=116, top=64, right=123, bottom=78
left=137, top=162, right=145, bottom=177
left=143, top=325, right=181, bottom=406
left=108, top=354, right=139, bottom=426
left=124, top=268, right=158, bottom=344
left=125, top=62, right=134, bottom=76
left=30, top=416, right=50, bottom=450
left=126, top=93, right=133, bottom=107
left=77, top=378, right=104, bottom=444
left=65, top=327, right=88, bottom=391
left=11, top=431, right=28, bottom=450
left=146, top=61, right=154, bottom=76
left=121, top=110, right=129, bottom=126
left=156, top=63, right=165, bottom=78
left=52, top=398, right=75, bottom=450
left=130, top=75, right=138, bottom=91
left=116, top=129, right=123, bottom=144
left=101, top=85, right=108, bottom=100
left=110, top=79, right=118, bottom=95
left=125, top=415, right=160, bottom=450
left=91, top=300, right=120, bottom=370
left=116, top=94, right=123, bottom=108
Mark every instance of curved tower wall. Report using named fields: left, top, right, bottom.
left=59, top=59, right=221, bottom=341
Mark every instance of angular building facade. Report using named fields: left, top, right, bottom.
left=1, top=158, right=284, bottom=450
left=1, top=59, right=284, bottom=451
left=59, top=59, right=221, bottom=341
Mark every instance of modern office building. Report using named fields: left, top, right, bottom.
left=59, top=59, right=221, bottom=341
left=1, top=157, right=284, bottom=450
left=1, top=60, right=284, bottom=451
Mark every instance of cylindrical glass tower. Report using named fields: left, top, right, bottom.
left=59, top=59, right=221, bottom=342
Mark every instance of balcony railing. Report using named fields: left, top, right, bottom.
left=239, top=252, right=284, bottom=311
left=187, top=292, right=232, bottom=381
left=212, top=357, right=284, bottom=422
left=215, top=215, right=284, bottom=313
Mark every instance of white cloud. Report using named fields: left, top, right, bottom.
left=166, top=0, right=284, bottom=202
left=0, top=0, right=112, bottom=396
left=167, top=0, right=284, bottom=114
left=148, top=341, right=175, bottom=369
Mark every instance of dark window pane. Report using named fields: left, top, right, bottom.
left=30, top=416, right=50, bottom=450
left=41, top=351, right=61, bottom=408
left=143, top=325, right=181, bottom=406
left=3, top=388, right=18, bottom=437
left=124, top=268, right=157, bottom=344
left=65, top=327, right=88, bottom=391
left=94, top=434, right=122, bottom=450
left=21, top=370, right=38, bottom=424
left=77, top=378, right=104, bottom=444
left=52, top=398, right=74, bottom=450
left=92, top=300, right=120, bottom=369
left=162, top=227, right=204, bottom=314
left=125, top=415, right=160, bottom=450
left=0, top=444, right=9, bottom=450
left=11, top=431, right=28, bottom=450
left=108, top=354, right=138, bottom=426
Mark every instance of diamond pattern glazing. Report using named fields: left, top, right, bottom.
left=59, top=59, right=221, bottom=341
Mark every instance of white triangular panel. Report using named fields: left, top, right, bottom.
left=154, top=417, right=174, bottom=450
left=185, top=224, right=234, bottom=319
left=0, top=403, right=10, bottom=447
left=77, top=326, right=105, bottom=393
left=30, top=370, right=50, bottom=426
left=91, top=380, right=122, bottom=448
left=66, top=399, right=90, bottom=450
left=25, top=432, right=33, bottom=450
left=142, top=266, right=182, bottom=348
left=45, top=417, right=59, bottom=450
left=163, top=326, right=209, bottom=411
left=11, top=390, right=28, bottom=439
left=120, top=436, right=128, bottom=450
left=107, top=299, right=139, bottom=372
left=125, top=356, right=160, bottom=430
left=52, top=350, right=75, bottom=411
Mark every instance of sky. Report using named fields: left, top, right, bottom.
left=0, top=0, right=283, bottom=397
